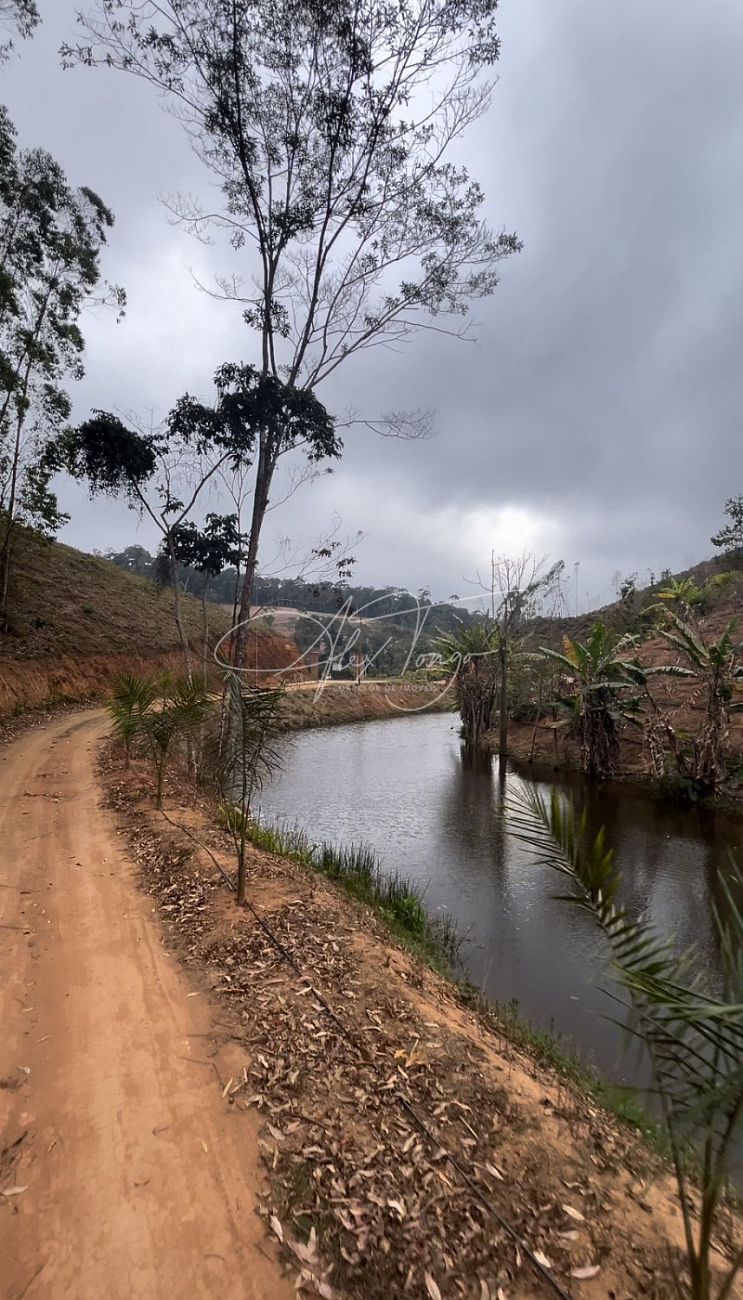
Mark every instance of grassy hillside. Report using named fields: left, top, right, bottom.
left=1, top=525, right=231, bottom=661
left=0, top=526, right=310, bottom=716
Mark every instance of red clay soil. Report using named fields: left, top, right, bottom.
left=0, top=628, right=310, bottom=719
left=0, top=711, right=293, bottom=1300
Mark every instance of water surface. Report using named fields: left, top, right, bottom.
left=258, top=711, right=742, bottom=1088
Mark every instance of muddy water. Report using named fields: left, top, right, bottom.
left=258, top=711, right=742, bottom=1090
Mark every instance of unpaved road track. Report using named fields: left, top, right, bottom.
left=0, top=710, right=292, bottom=1300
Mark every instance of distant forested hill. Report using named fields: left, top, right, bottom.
left=101, top=545, right=475, bottom=629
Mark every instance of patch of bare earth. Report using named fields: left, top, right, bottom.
left=100, top=745, right=742, bottom=1300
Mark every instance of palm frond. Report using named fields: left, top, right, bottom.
left=507, top=785, right=743, bottom=1298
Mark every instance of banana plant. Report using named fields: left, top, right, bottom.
left=651, top=577, right=708, bottom=619
left=510, top=786, right=743, bottom=1300
left=654, top=614, right=743, bottom=793
left=539, top=622, right=648, bottom=778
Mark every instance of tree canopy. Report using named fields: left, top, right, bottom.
left=67, top=0, right=519, bottom=388
left=0, top=105, right=123, bottom=618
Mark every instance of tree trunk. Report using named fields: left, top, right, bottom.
left=167, top=532, right=193, bottom=681
left=201, top=578, right=210, bottom=676
left=232, top=436, right=274, bottom=671
left=498, top=642, right=508, bottom=758
left=228, top=558, right=242, bottom=660
left=0, top=515, right=15, bottom=628
left=237, top=824, right=247, bottom=906
left=0, top=355, right=33, bottom=627
left=528, top=682, right=543, bottom=763
left=156, top=760, right=165, bottom=810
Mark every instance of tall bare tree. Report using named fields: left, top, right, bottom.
left=64, top=0, right=520, bottom=665
left=61, top=362, right=335, bottom=675
left=475, top=552, right=564, bottom=758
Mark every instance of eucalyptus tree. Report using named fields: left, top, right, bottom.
left=166, top=511, right=247, bottom=671
left=0, top=0, right=39, bottom=59
left=0, top=109, right=124, bottom=622
left=64, top=0, right=520, bottom=663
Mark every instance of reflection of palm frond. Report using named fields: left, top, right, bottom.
left=508, top=785, right=743, bottom=1299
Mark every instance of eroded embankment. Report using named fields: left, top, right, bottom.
left=0, top=624, right=306, bottom=720
left=97, top=737, right=742, bottom=1300
left=280, top=681, right=452, bottom=730
left=0, top=650, right=189, bottom=718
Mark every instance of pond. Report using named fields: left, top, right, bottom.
left=257, top=710, right=742, bottom=1091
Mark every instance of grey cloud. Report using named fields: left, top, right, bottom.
left=3, top=0, right=743, bottom=603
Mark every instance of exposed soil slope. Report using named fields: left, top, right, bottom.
left=281, top=679, right=453, bottom=728
left=1, top=524, right=228, bottom=660
left=0, top=711, right=293, bottom=1300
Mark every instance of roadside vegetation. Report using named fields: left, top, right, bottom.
left=108, top=668, right=460, bottom=966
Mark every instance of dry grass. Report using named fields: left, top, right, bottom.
left=0, top=524, right=314, bottom=716
left=1, top=522, right=231, bottom=661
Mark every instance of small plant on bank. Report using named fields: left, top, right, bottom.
left=143, top=674, right=212, bottom=809
left=208, top=672, right=284, bottom=905
left=108, top=671, right=157, bottom=766
left=539, top=622, right=648, bottom=779
left=510, top=786, right=743, bottom=1300
left=438, top=620, right=499, bottom=750
left=651, top=613, right=743, bottom=796
left=652, top=576, right=708, bottom=620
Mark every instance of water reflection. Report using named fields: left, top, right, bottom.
left=258, top=712, right=742, bottom=1087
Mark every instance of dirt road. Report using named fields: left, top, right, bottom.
left=0, top=710, right=292, bottom=1300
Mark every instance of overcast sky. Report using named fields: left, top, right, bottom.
left=3, top=1, right=743, bottom=608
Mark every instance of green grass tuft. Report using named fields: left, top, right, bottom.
left=232, top=810, right=461, bottom=969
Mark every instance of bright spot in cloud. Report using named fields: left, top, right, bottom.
left=458, top=504, right=565, bottom=569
